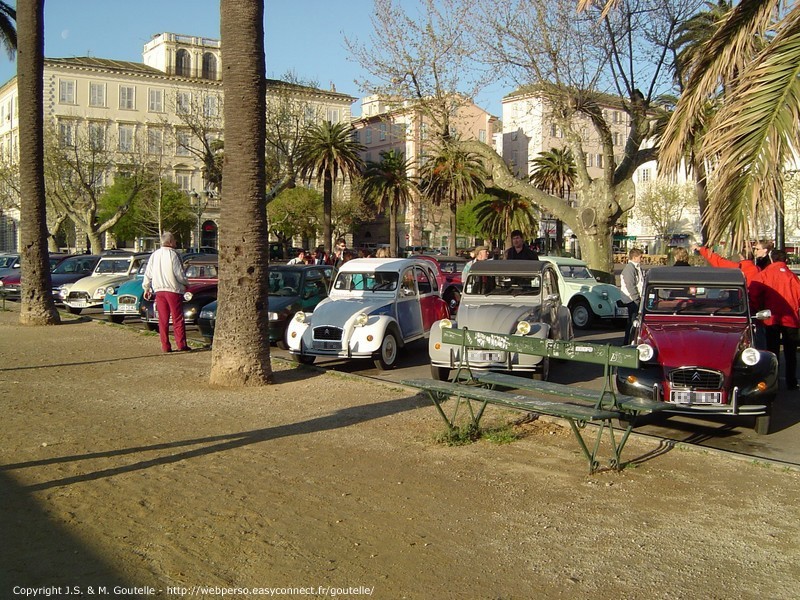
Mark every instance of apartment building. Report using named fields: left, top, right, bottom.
left=352, top=94, right=497, bottom=249
left=0, top=32, right=356, bottom=252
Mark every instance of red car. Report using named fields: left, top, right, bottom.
left=616, top=267, right=778, bottom=434
left=411, top=254, right=467, bottom=314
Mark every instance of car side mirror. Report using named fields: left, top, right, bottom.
left=754, top=309, right=772, bottom=321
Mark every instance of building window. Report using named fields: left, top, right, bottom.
left=119, top=86, right=135, bottom=110
left=640, top=168, right=651, bottom=183
left=586, top=153, right=593, bottom=167
left=379, top=123, right=386, bottom=141
left=148, top=89, right=164, bottom=112
left=613, top=132, right=620, bottom=145
left=175, top=172, right=192, bottom=191
left=147, top=128, right=163, bottom=155
left=118, top=124, right=134, bottom=152
left=351, top=129, right=360, bottom=143
left=479, top=129, right=487, bottom=143
left=613, top=111, right=621, bottom=124
left=327, top=107, right=340, bottom=123
left=203, top=95, right=218, bottom=118
left=202, top=53, right=217, bottom=80
left=59, top=80, right=76, bottom=104
left=365, top=128, right=372, bottom=145
left=88, top=122, right=106, bottom=151
left=176, top=131, right=192, bottom=156
left=420, top=122, right=428, bottom=141
left=596, top=154, right=604, bottom=168
left=177, top=92, right=191, bottom=115
left=176, top=49, right=191, bottom=77
left=59, top=121, right=75, bottom=147
left=89, top=82, right=106, bottom=107
left=303, top=105, right=316, bottom=124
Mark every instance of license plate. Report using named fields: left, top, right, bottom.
left=71, top=300, right=88, bottom=308
left=670, top=390, right=723, bottom=404
left=468, top=350, right=504, bottom=362
left=614, top=306, right=629, bottom=317
left=119, top=305, right=137, bottom=313
left=313, top=341, right=341, bottom=350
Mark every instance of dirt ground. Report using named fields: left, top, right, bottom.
left=1, top=304, right=800, bottom=600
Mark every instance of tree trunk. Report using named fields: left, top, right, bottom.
left=323, top=175, right=333, bottom=254
left=448, top=200, right=457, bottom=256
left=210, top=0, right=272, bottom=386
left=17, top=0, right=59, bottom=326
left=86, top=231, right=103, bottom=254
left=389, top=202, right=398, bottom=258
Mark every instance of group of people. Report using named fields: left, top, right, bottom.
left=288, top=239, right=395, bottom=268
left=618, top=240, right=800, bottom=389
left=462, top=230, right=540, bottom=280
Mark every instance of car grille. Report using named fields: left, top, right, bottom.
left=67, top=291, right=91, bottom=302
left=313, top=326, right=343, bottom=341
left=669, top=368, right=723, bottom=390
left=118, top=295, right=138, bottom=306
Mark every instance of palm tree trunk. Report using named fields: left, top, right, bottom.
left=323, top=174, right=333, bottom=254
left=448, top=196, right=457, bottom=256
left=211, top=0, right=272, bottom=386
left=389, top=200, right=398, bottom=258
left=17, top=0, right=59, bottom=325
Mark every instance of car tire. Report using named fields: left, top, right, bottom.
left=67, top=306, right=82, bottom=315
left=570, top=299, right=594, bottom=329
left=374, top=332, right=399, bottom=370
left=292, top=354, right=316, bottom=365
left=431, top=365, right=450, bottom=381
left=110, top=315, right=125, bottom=324
left=444, top=288, right=461, bottom=315
left=531, top=356, right=550, bottom=381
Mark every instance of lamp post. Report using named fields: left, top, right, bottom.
left=189, top=190, right=213, bottom=251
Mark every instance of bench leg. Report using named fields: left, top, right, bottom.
left=568, top=419, right=629, bottom=474
left=427, top=391, right=487, bottom=431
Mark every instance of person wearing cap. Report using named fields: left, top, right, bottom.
left=462, top=245, right=490, bottom=283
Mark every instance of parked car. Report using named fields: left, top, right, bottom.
left=615, top=266, right=778, bottom=434
left=139, top=258, right=220, bottom=329
left=540, top=255, right=628, bottom=329
left=60, top=253, right=150, bottom=313
left=428, top=260, right=573, bottom=381
left=0, top=253, right=78, bottom=300
left=103, top=262, right=147, bottom=323
left=198, top=264, right=333, bottom=346
left=411, top=254, right=466, bottom=314
left=286, top=257, right=449, bottom=369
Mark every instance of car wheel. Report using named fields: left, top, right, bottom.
left=67, top=306, right=82, bottom=315
left=754, top=402, right=773, bottom=435
left=444, top=289, right=461, bottom=314
left=110, top=315, right=125, bottom=324
left=146, top=322, right=159, bottom=332
left=431, top=365, right=450, bottom=381
left=570, top=299, right=594, bottom=329
left=531, top=356, right=550, bottom=381
left=374, top=332, right=399, bottom=370
left=292, top=354, right=316, bottom=365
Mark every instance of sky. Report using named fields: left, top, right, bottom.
left=0, top=0, right=507, bottom=117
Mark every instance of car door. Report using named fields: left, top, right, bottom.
left=396, top=267, right=423, bottom=340
left=417, top=265, right=445, bottom=332
left=541, top=266, right=560, bottom=328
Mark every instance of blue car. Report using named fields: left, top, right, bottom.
left=103, top=263, right=146, bottom=323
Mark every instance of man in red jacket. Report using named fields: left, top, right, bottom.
left=749, top=249, right=800, bottom=390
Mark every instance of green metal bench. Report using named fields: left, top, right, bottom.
left=403, top=327, right=666, bottom=473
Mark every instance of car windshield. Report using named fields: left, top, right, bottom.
left=333, top=271, right=399, bottom=292
left=185, top=263, right=218, bottom=279
left=438, top=260, right=465, bottom=273
left=644, top=285, right=747, bottom=315
left=53, top=257, right=96, bottom=275
left=558, top=264, right=594, bottom=280
left=95, top=259, right=132, bottom=274
left=0, top=255, right=18, bottom=268
left=269, top=270, right=302, bottom=295
left=465, top=274, right=542, bottom=297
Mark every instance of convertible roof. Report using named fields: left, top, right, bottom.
left=645, top=266, right=746, bottom=286
left=469, top=259, right=546, bottom=275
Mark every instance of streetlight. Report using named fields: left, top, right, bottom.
left=189, top=189, right=214, bottom=251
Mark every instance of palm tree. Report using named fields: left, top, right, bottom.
left=16, top=0, right=59, bottom=325
left=530, top=147, right=577, bottom=251
left=210, top=0, right=272, bottom=386
left=361, top=150, right=416, bottom=257
left=658, top=0, right=800, bottom=249
left=296, top=121, right=364, bottom=254
left=419, top=141, right=488, bottom=256
left=474, top=189, right=538, bottom=248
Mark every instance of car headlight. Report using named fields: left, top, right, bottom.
left=637, top=343, right=655, bottom=362
left=199, top=308, right=214, bottom=320
left=268, top=311, right=279, bottom=321
left=741, top=347, right=761, bottom=366
left=95, top=287, right=106, bottom=298
left=294, top=311, right=306, bottom=323
left=58, top=286, right=68, bottom=299
left=438, top=318, right=453, bottom=329
left=105, top=286, right=116, bottom=295
left=184, top=291, right=194, bottom=301
left=354, top=312, right=369, bottom=327
left=515, top=320, right=531, bottom=335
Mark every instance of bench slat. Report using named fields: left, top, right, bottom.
left=402, top=378, right=621, bottom=421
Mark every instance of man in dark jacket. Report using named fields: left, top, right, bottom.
left=505, top=230, right=539, bottom=260
left=749, top=249, right=800, bottom=389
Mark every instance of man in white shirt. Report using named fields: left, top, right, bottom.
left=143, top=231, right=190, bottom=353
left=619, top=248, right=644, bottom=345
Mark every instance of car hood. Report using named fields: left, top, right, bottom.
left=310, top=297, right=394, bottom=325
left=563, top=279, right=621, bottom=299
left=269, top=294, right=300, bottom=312
left=641, top=321, right=748, bottom=369
left=456, top=302, right=540, bottom=334
left=51, top=273, right=93, bottom=287
left=69, top=274, right=133, bottom=292
left=116, top=275, right=145, bottom=295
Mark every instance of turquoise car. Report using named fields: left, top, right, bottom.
left=103, top=263, right=146, bottom=323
